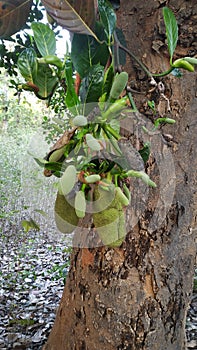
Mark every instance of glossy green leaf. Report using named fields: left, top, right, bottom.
left=17, top=48, right=37, bottom=83
left=31, top=22, right=56, bottom=57
left=98, top=0, right=116, bottom=42
left=80, top=64, right=104, bottom=103
left=33, top=62, right=58, bottom=99
left=102, top=63, right=114, bottom=97
left=64, top=58, right=80, bottom=109
left=41, top=55, right=63, bottom=69
left=71, top=23, right=109, bottom=78
left=163, top=7, right=178, bottom=63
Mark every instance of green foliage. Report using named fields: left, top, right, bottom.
left=31, top=22, right=56, bottom=56
left=98, top=0, right=117, bottom=43
left=21, top=218, right=40, bottom=233
left=34, top=62, right=58, bottom=99
left=162, top=7, right=178, bottom=64
left=71, top=22, right=109, bottom=78
left=64, top=58, right=79, bottom=109
left=17, top=48, right=38, bottom=82
left=0, top=1, right=44, bottom=76
left=80, top=64, right=104, bottom=103
left=17, top=23, right=60, bottom=99
left=154, top=7, right=197, bottom=76
left=139, top=142, right=151, bottom=164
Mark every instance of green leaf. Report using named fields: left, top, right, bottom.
left=80, top=64, right=104, bottom=104
left=71, top=22, right=109, bottom=78
left=98, top=0, right=117, bottom=42
left=44, top=162, right=64, bottom=173
left=163, top=7, right=178, bottom=63
left=34, top=62, right=58, bottom=99
left=21, top=219, right=40, bottom=233
left=33, top=157, right=48, bottom=167
left=114, top=27, right=127, bottom=66
left=64, top=58, right=80, bottom=109
left=102, top=63, right=114, bottom=97
left=139, top=142, right=150, bottom=163
left=34, top=209, right=48, bottom=217
left=40, top=55, right=63, bottom=69
left=17, top=48, right=37, bottom=83
left=31, top=22, right=56, bottom=57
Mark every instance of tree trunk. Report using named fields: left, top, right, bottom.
left=43, top=1, right=197, bottom=349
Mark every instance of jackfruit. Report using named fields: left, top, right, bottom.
left=54, top=192, right=79, bottom=234
left=93, top=184, right=126, bottom=247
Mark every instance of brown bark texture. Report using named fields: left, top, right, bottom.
left=43, top=1, right=197, bottom=349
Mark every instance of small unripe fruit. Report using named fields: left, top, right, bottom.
left=72, top=115, right=87, bottom=126
left=110, top=72, right=128, bottom=100
left=59, top=165, right=76, bottom=195
left=75, top=191, right=86, bottom=218
left=85, top=174, right=101, bottom=183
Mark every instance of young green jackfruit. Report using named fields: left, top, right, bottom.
left=93, top=185, right=126, bottom=247
left=109, top=72, right=128, bottom=100
left=74, top=190, right=86, bottom=218
left=54, top=192, right=79, bottom=234
left=93, top=184, right=115, bottom=212
left=93, top=208, right=126, bottom=247
left=58, top=165, right=77, bottom=195
left=115, top=187, right=129, bottom=206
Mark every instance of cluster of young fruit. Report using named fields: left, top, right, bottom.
left=44, top=71, right=157, bottom=247
left=55, top=165, right=128, bottom=247
left=54, top=163, right=156, bottom=247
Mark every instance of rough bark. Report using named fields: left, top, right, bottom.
left=43, top=1, right=197, bottom=349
